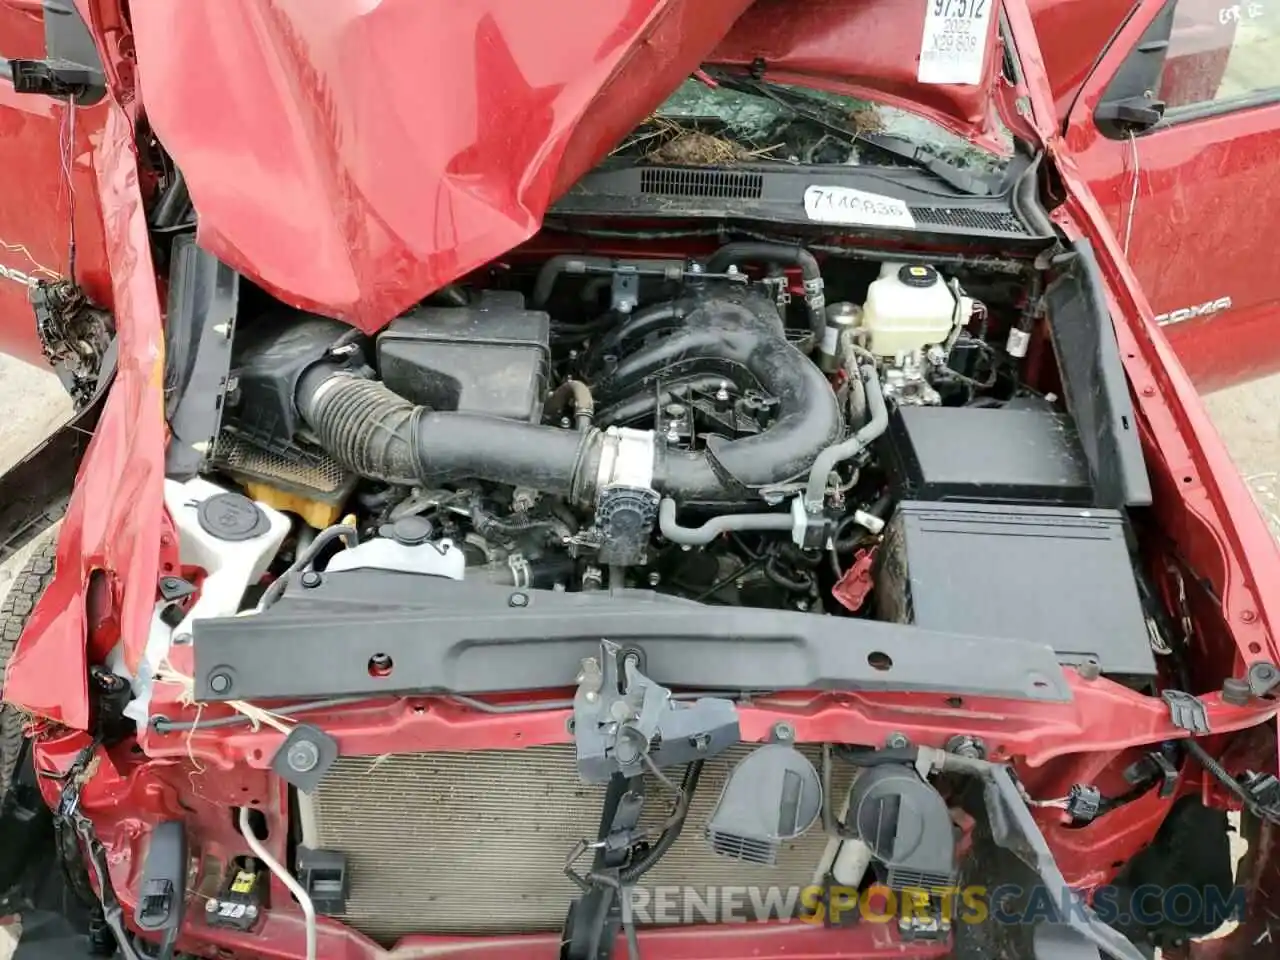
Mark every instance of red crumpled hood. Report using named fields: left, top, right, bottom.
left=129, top=0, right=1010, bottom=331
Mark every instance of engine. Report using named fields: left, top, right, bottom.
left=209, top=241, right=1151, bottom=678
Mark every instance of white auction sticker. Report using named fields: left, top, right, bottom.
left=918, top=0, right=994, bottom=86
left=803, top=185, right=916, bottom=229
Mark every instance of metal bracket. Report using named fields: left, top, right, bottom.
left=572, top=639, right=739, bottom=783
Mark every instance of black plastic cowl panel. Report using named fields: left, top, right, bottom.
left=1044, top=241, right=1152, bottom=509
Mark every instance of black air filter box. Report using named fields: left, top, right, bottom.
left=875, top=501, right=1156, bottom=682
left=881, top=405, right=1092, bottom=505
left=377, top=292, right=550, bottom=423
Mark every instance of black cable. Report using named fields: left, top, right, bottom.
left=1183, top=739, right=1261, bottom=813
left=619, top=760, right=704, bottom=882
left=692, top=558, right=766, bottom=602
left=152, top=695, right=376, bottom=732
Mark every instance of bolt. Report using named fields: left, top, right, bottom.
left=1077, top=659, right=1101, bottom=681
left=209, top=673, right=232, bottom=695
left=795, top=599, right=810, bottom=612
left=244, top=904, right=259, bottom=920
left=715, top=381, right=731, bottom=403
left=300, top=571, right=322, bottom=588
left=946, top=734, right=986, bottom=760
left=585, top=691, right=598, bottom=703
left=509, top=592, right=529, bottom=607
left=647, top=572, right=661, bottom=587
left=286, top=739, right=320, bottom=773
left=205, top=899, right=219, bottom=914
left=772, top=722, right=795, bottom=742
left=1141, top=385, right=1155, bottom=397
left=1242, top=609, right=1257, bottom=624
left=623, top=652, right=641, bottom=670
left=885, top=732, right=911, bottom=750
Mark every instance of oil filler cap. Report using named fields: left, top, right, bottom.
left=898, top=264, right=938, bottom=288
left=197, top=492, right=269, bottom=542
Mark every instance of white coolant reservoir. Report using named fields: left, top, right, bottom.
left=325, top=515, right=465, bottom=579
left=862, top=263, right=957, bottom=359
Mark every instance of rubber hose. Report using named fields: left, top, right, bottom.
left=805, top=364, right=889, bottom=508
left=547, top=379, right=595, bottom=431
left=531, top=255, right=614, bottom=308
left=658, top=498, right=791, bottom=546
left=297, top=369, right=594, bottom=497
left=703, top=241, right=825, bottom=350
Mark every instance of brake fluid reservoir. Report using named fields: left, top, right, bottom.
left=862, top=264, right=956, bottom=359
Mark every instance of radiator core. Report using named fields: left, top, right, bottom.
left=309, top=744, right=845, bottom=943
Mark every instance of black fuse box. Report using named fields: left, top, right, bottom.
left=880, top=405, right=1092, bottom=506
left=874, top=500, right=1156, bottom=682
left=377, top=291, right=550, bottom=423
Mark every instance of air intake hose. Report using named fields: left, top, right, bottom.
left=295, top=293, right=842, bottom=506
left=296, top=369, right=594, bottom=498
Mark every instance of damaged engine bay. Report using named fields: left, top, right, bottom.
left=82, top=219, right=1212, bottom=960
left=204, top=243, right=1149, bottom=653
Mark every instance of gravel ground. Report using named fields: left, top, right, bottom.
left=0, top=356, right=1275, bottom=957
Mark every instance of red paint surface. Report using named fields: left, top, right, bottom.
left=3, top=2, right=1280, bottom=957
left=126, top=0, right=753, bottom=331
left=2, top=98, right=166, bottom=728
left=1063, top=0, right=1280, bottom=392
left=1026, top=0, right=1135, bottom=124
left=707, top=0, right=1011, bottom=152
left=0, top=3, right=113, bottom=364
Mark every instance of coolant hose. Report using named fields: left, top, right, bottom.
left=703, top=241, right=825, bottom=351
left=658, top=498, right=791, bottom=546
left=804, top=364, right=889, bottom=509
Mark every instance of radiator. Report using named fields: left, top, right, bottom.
left=309, top=744, right=847, bottom=943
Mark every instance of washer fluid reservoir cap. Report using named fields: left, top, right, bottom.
left=197, top=492, right=270, bottom=542
left=898, top=265, right=939, bottom=288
